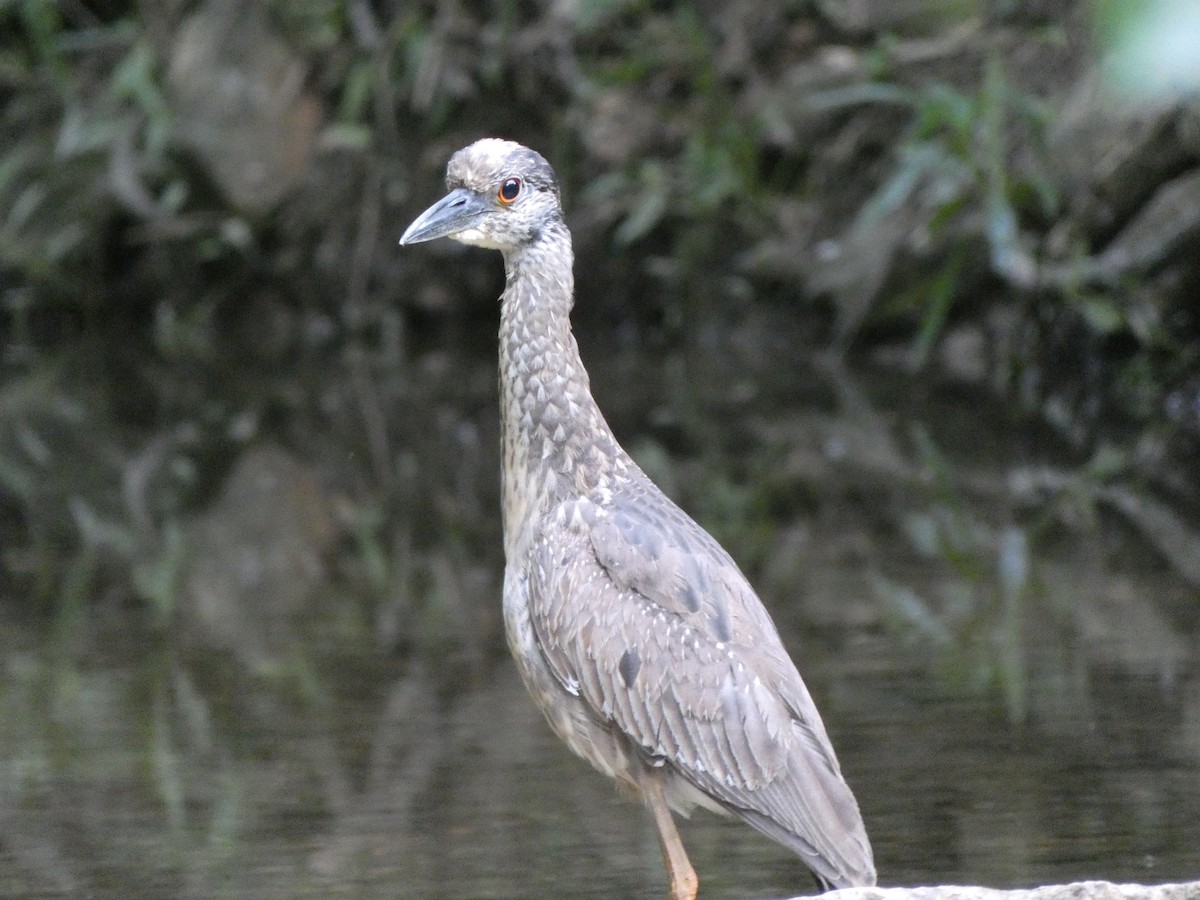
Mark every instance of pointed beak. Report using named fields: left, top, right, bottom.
left=399, top=188, right=491, bottom=245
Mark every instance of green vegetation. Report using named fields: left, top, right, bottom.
left=809, top=54, right=1058, bottom=355
left=0, top=1, right=1196, bottom=707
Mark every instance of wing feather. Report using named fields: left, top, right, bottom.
left=524, top=488, right=874, bottom=887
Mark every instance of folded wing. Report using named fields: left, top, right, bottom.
left=526, top=486, right=876, bottom=888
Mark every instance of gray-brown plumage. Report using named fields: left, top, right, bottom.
left=400, top=138, right=876, bottom=899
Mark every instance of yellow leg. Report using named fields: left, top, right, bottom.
left=642, top=775, right=698, bottom=900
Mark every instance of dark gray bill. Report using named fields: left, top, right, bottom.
left=399, top=188, right=491, bottom=245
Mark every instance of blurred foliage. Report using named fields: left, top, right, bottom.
left=1094, top=0, right=1200, bottom=99
left=580, top=4, right=764, bottom=245
left=0, top=0, right=1196, bottom=681
left=810, top=53, right=1058, bottom=356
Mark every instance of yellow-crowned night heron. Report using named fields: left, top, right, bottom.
left=400, top=139, right=876, bottom=899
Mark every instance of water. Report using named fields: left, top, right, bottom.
left=3, top=607, right=1195, bottom=899
left=2, top=320, right=1198, bottom=899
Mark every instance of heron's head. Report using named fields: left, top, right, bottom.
left=400, top=138, right=563, bottom=252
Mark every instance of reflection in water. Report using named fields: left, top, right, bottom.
left=2, top=350, right=1198, bottom=898
left=2, top=583, right=1196, bottom=897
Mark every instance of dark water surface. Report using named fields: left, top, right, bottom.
left=2, top=331, right=1198, bottom=899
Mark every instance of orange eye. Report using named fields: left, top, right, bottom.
left=498, top=177, right=521, bottom=204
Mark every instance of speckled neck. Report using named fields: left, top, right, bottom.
left=498, top=224, right=626, bottom=560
